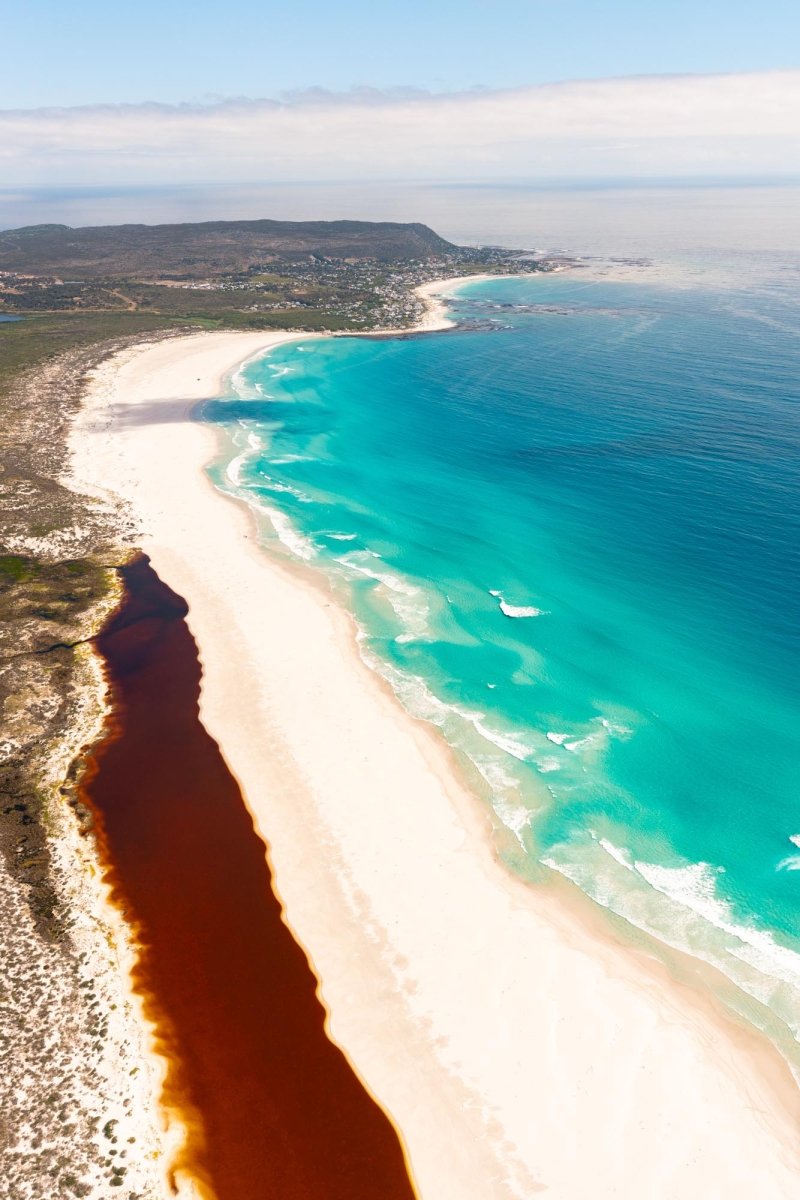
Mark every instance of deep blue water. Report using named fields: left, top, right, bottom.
left=205, top=267, right=800, bottom=1056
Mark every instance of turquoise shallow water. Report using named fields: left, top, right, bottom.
left=205, top=266, right=800, bottom=1058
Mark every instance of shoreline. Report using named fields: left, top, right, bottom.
left=413, top=274, right=494, bottom=327
left=68, top=282, right=800, bottom=1197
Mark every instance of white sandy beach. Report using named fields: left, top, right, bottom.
left=357, top=278, right=463, bottom=333
left=69, top=303, right=800, bottom=1197
left=414, top=274, right=494, bottom=327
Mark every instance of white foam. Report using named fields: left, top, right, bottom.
left=490, top=590, right=545, bottom=618
left=473, top=757, right=522, bottom=795
left=354, top=650, right=530, bottom=765
left=544, top=842, right=800, bottom=1037
left=257, top=474, right=313, bottom=503
left=324, top=532, right=358, bottom=541
left=589, top=836, right=800, bottom=998
left=361, top=657, right=453, bottom=729
left=500, top=601, right=546, bottom=618
left=777, top=834, right=800, bottom=872
left=348, top=647, right=537, bottom=844
left=536, top=757, right=562, bottom=773
left=227, top=342, right=298, bottom=398
left=599, top=716, right=634, bottom=739
left=347, top=649, right=555, bottom=840
left=229, top=346, right=280, bottom=398
left=254, top=503, right=316, bottom=561
left=633, top=858, right=800, bottom=988
left=491, top=798, right=531, bottom=846
left=597, top=837, right=633, bottom=870
left=546, top=717, right=631, bottom=756
left=564, top=733, right=603, bottom=753
left=337, top=550, right=430, bottom=641
left=471, top=718, right=534, bottom=762
left=225, top=451, right=248, bottom=489
left=229, top=363, right=259, bottom=398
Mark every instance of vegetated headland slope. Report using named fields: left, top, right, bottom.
left=0, top=218, right=456, bottom=276
left=0, top=215, right=548, bottom=1198
left=0, top=217, right=525, bottom=331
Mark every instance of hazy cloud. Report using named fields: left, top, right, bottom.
left=1, top=72, right=798, bottom=185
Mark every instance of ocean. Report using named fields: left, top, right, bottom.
left=202, top=188, right=800, bottom=1068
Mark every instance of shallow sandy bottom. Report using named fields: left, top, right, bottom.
left=71, top=318, right=800, bottom=1199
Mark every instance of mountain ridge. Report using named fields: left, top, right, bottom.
left=0, top=218, right=458, bottom=277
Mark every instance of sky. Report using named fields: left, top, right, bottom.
left=3, top=0, right=799, bottom=108
left=1, top=1, right=798, bottom=187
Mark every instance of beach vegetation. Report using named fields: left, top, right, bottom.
left=0, top=553, right=32, bottom=583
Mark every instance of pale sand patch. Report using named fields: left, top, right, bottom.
left=69, top=322, right=800, bottom=1199
left=415, top=274, right=495, bottom=327
left=413, top=278, right=459, bottom=329
left=354, top=279, right=459, bottom=334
